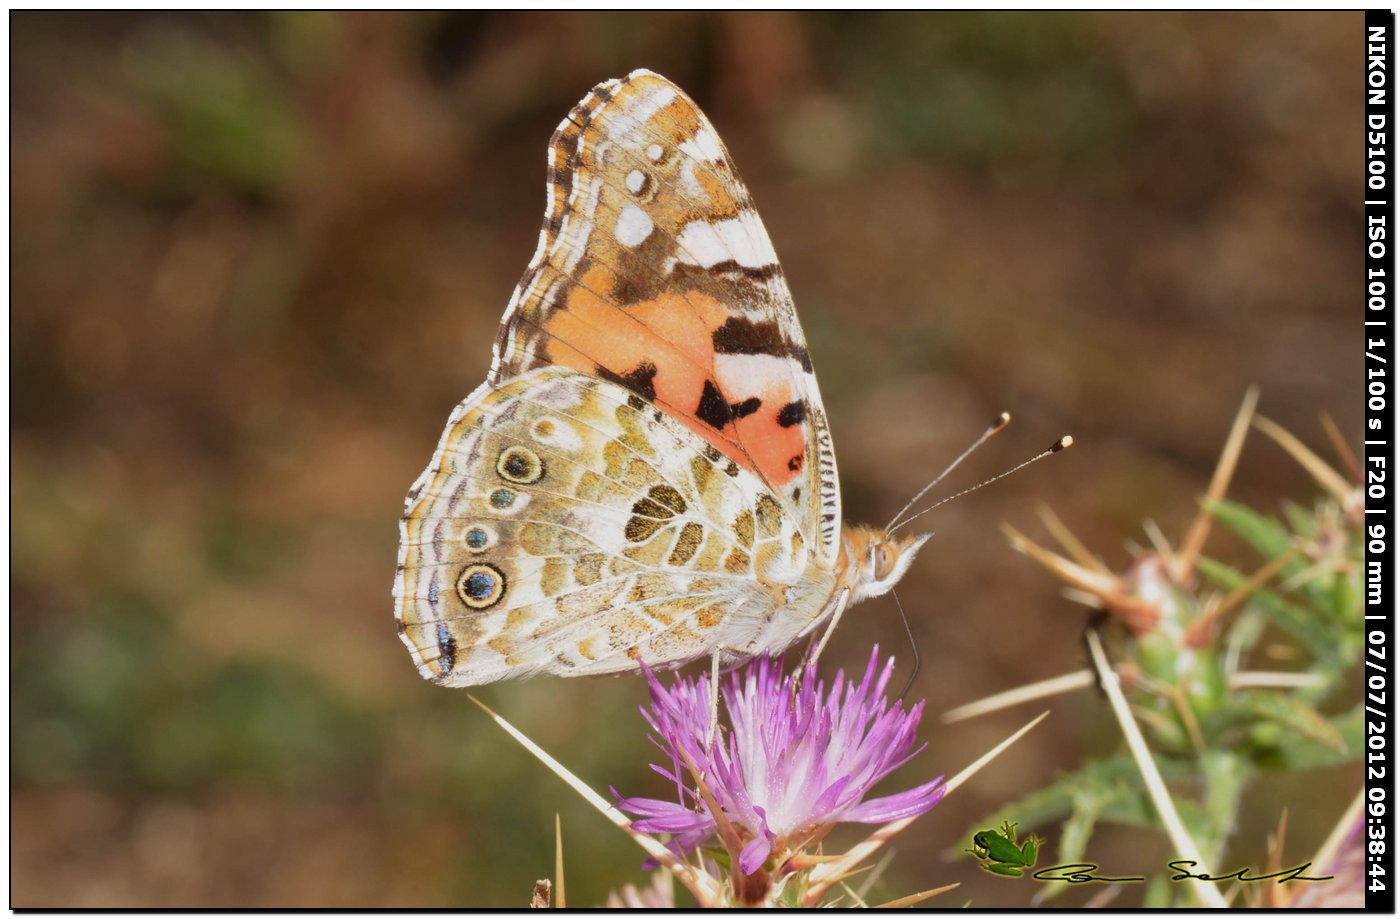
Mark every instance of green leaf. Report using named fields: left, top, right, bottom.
left=955, top=755, right=1200, bottom=859
left=1197, top=750, right=1249, bottom=866
left=1253, top=704, right=1364, bottom=771
left=1336, top=567, right=1364, bottom=625
left=1035, top=787, right=1112, bottom=902
left=1233, top=691, right=1346, bottom=752
left=1197, top=557, right=1339, bottom=666
left=1060, top=788, right=1108, bottom=863
left=1207, top=499, right=1291, bottom=560
left=1281, top=500, right=1316, bottom=539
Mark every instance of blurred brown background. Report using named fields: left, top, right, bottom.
left=11, top=11, right=1363, bottom=907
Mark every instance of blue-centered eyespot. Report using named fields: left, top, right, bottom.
left=497, top=445, right=544, bottom=484
left=457, top=563, right=506, bottom=609
left=489, top=489, right=516, bottom=509
left=462, top=525, right=496, bottom=552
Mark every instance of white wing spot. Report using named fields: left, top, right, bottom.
left=616, top=205, right=654, bottom=247
left=646, top=143, right=665, bottom=163
left=626, top=169, right=647, bottom=194
left=681, top=127, right=724, bottom=162
left=679, top=160, right=707, bottom=201
left=531, top=417, right=583, bottom=451
left=715, top=352, right=792, bottom=394
left=675, top=215, right=778, bottom=269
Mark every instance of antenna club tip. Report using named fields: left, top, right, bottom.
left=994, top=412, right=1011, bottom=428
left=1052, top=435, right=1074, bottom=452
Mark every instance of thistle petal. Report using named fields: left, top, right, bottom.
left=615, top=648, right=944, bottom=877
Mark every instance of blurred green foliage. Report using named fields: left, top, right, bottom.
left=836, top=12, right=1133, bottom=171
left=126, top=27, right=305, bottom=196
left=14, top=608, right=377, bottom=789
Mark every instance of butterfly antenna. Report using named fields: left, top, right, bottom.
left=893, top=589, right=921, bottom=702
left=885, top=413, right=1012, bottom=532
left=888, top=435, right=1075, bottom=535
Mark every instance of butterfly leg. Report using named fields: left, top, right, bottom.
left=803, top=587, right=852, bottom=675
left=793, top=589, right=851, bottom=698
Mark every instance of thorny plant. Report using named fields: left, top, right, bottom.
left=954, top=390, right=1367, bottom=907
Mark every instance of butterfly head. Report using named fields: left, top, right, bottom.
left=838, top=524, right=932, bottom=605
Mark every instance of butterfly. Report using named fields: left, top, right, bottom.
left=394, top=70, right=930, bottom=686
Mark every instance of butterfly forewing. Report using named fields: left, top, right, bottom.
left=490, top=70, right=841, bottom=564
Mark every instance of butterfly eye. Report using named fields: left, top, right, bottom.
left=497, top=446, right=544, bottom=484
left=462, top=525, right=497, bottom=552
left=457, top=563, right=507, bottom=609
left=486, top=487, right=532, bottom=515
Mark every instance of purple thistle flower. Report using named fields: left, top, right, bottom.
left=615, top=648, right=944, bottom=882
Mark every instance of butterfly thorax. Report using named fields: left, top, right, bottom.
left=834, top=524, right=932, bottom=606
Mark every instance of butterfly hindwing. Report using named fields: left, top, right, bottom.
left=395, top=367, right=817, bottom=685
left=491, top=70, right=841, bottom=564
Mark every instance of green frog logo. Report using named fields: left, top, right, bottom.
left=967, top=821, right=1044, bottom=878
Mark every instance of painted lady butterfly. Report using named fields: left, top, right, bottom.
left=394, top=70, right=930, bottom=686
